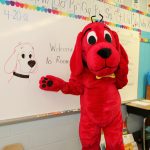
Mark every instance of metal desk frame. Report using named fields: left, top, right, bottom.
left=126, top=101, right=150, bottom=150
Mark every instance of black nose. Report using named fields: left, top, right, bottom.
left=28, top=60, right=36, bottom=68
left=97, top=48, right=112, bottom=59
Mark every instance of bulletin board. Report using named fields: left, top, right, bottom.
left=0, top=0, right=140, bottom=122
left=138, top=31, right=150, bottom=98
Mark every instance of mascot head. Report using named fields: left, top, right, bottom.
left=70, top=15, right=128, bottom=77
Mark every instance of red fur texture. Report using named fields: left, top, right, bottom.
left=39, top=22, right=128, bottom=150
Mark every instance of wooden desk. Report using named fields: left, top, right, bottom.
left=126, top=101, right=150, bottom=117
left=126, top=100, right=150, bottom=150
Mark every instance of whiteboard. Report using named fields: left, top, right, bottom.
left=0, top=4, right=139, bottom=121
left=113, top=27, right=140, bottom=102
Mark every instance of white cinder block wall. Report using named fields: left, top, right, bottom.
left=0, top=106, right=143, bottom=150
left=0, top=114, right=81, bottom=150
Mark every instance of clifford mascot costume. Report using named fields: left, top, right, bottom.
left=39, top=15, right=128, bottom=150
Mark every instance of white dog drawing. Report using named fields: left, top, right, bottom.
left=4, top=42, right=37, bottom=83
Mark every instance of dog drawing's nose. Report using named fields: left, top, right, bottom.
left=97, top=48, right=112, bottom=59
left=28, top=60, right=36, bottom=68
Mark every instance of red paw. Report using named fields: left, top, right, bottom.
left=39, top=75, right=64, bottom=92
left=39, top=77, right=53, bottom=90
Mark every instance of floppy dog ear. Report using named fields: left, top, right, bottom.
left=70, top=32, right=83, bottom=76
left=112, top=31, right=120, bottom=51
left=112, top=31, right=128, bottom=63
left=112, top=30, right=129, bottom=88
left=119, top=44, right=129, bottom=64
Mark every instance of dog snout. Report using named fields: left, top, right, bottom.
left=28, top=60, right=36, bottom=68
left=97, top=48, right=112, bottom=59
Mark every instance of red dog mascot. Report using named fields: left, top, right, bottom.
left=39, top=17, right=128, bottom=150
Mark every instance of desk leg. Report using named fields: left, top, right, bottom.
left=143, top=118, right=146, bottom=150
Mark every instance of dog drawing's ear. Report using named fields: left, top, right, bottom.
left=70, top=32, right=83, bottom=76
left=4, top=46, right=19, bottom=74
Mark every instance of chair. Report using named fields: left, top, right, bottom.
left=144, top=85, right=150, bottom=150
left=3, top=143, right=24, bottom=150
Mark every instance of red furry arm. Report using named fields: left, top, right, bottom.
left=61, top=75, right=84, bottom=95
left=115, top=44, right=129, bottom=89
left=39, top=74, right=84, bottom=95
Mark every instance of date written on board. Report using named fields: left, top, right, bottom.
left=4, top=9, right=28, bottom=22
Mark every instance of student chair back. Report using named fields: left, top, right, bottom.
left=3, top=143, right=24, bottom=150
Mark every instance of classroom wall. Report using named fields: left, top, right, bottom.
left=0, top=107, right=126, bottom=150
left=0, top=106, right=131, bottom=150
left=0, top=114, right=81, bottom=150
left=126, top=30, right=150, bottom=133
left=138, top=31, right=150, bottom=98
left=0, top=0, right=150, bottom=149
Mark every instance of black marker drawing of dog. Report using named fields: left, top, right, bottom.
left=4, top=42, right=37, bottom=83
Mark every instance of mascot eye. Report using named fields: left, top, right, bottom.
left=104, top=30, right=112, bottom=43
left=87, top=31, right=97, bottom=45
